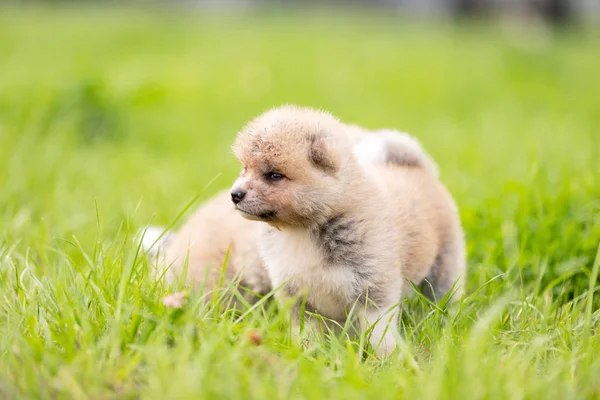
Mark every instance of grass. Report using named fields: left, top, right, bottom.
left=1, top=5, right=599, bottom=399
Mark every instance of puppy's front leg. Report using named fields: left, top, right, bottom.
left=281, top=291, right=323, bottom=341
left=291, top=298, right=316, bottom=333
left=359, top=303, right=400, bottom=358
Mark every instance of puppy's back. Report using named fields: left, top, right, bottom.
left=375, top=163, right=465, bottom=299
left=356, top=127, right=465, bottom=300
left=354, top=129, right=438, bottom=176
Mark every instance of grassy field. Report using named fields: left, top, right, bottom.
left=1, top=6, right=600, bottom=399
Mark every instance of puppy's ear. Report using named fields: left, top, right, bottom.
left=309, top=135, right=338, bottom=173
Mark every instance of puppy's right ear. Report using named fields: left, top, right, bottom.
left=309, top=135, right=339, bottom=173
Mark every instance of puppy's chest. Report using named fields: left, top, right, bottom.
left=259, top=221, right=369, bottom=320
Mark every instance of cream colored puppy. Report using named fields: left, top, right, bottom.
left=140, top=126, right=371, bottom=304
left=145, top=189, right=271, bottom=304
left=231, top=106, right=465, bottom=357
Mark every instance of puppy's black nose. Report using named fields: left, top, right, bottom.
left=231, top=189, right=246, bottom=204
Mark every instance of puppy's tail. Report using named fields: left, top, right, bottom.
left=353, top=129, right=438, bottom=176
left=137, top=225, right=172, bottom=257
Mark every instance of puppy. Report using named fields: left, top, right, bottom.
left=140, top=126, right=371, bottom=304
left=231, top=105, right=465, bottom=357
left=143, top=189, right=271, bottom=304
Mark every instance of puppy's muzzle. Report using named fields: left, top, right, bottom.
left=231, top=189, right=246, bottom=204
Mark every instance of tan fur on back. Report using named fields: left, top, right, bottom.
left=369, top=165, right=464, bottom=291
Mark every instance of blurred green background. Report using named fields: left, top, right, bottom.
left=1, top=6, right=598, bottom=294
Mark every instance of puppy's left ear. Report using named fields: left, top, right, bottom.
left=309, top=135, right=339, bottom=173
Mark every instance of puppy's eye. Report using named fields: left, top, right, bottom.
left=264, top=172, right=285, bottom=182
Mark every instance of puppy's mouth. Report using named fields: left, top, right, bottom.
left=235, top=206, right=276, bottom=221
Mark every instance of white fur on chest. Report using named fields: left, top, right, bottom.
left=258, top=227, right=357, bottom=321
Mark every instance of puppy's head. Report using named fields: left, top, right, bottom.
left=231, top=106, right=351, bottom=227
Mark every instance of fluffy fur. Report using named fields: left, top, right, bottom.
left=148, top=190, right=271, bottom=303
left=231, top=105, right=465, bottom=357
